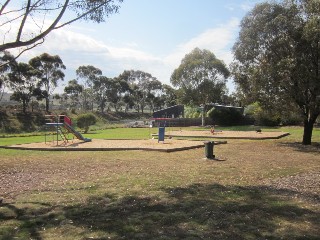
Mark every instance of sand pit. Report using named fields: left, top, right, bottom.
left=3, top=138, right=217, bottom=152
left=1, top=130, right=288, bottom=152
left=164, top=130, right=290, bottom=140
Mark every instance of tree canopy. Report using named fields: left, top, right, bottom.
left=232, top=0, right=320, bottom=145
left=171, top=48, right=229, bottom=106
left=29, top=53, right=65, bottom=112
left=0, top=0, right=123, bottom=56
left=171, top=48, right=230, bottom=125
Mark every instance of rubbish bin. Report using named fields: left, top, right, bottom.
left=204, top=141, right=215, bottom=159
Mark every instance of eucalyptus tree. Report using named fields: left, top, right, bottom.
left=7, top=62, right=39, bottom=113
left=92, top=75, right=113, bottom=113
left=0, top=0, right=123, bottom=58
left=171, top=48, right=230, bottom=125
left=76, top=65, right=102, bottom=111
left=108, top=77, right=130, bottom=112
left=232, top=0, right=320, bottom=145
left=139, top=77, right=162, bottom=113
left=0, top=51, right=15, bottom=101
left=64, top=79, right=83, bottom=110
left=29, top=53, right=65, bottom=112
left=161, top=84, right=177, bottom=108
left=117, top=70, right=161, bottom=113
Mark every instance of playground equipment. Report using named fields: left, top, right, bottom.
left=150, top=118, right=173, bottom=143
left=45, top=115, right=91, bottom=145
left=150, top=118, right=174, bottom=142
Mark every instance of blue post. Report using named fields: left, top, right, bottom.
left=158, top=127, right=165, bottom=142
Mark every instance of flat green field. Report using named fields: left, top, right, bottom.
left=0, top=126, right=319, bottom=239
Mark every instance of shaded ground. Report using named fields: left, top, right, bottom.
left=0, top=139, right=319, bottom=239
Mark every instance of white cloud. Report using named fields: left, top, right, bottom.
left=163, top=18, right=240, bottom=81
left=240, top=0, right=262, bottom=11
left=13, top=17, right=240, bottom=92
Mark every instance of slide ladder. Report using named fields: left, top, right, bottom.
left=57, top=126, right=69, bottom=144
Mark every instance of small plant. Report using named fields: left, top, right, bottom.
left=76, top=113, right=97, bottom=133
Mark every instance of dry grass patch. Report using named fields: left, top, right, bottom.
left=0, top=139, right=319, bottom=239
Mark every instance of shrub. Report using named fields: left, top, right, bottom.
left=244, top=102, right=281, bottom=127
left=208, top=107, right=244, bottom=126
left=255, top=111, right=281, bottom=126
left=281, top=112, right=303, bottom=126
left=76, top=113, right=97, bottom=133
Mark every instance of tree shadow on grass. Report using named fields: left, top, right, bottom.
left=1, top=184, right=319, bottom=239
left=278, top=142, right=320, bottom=154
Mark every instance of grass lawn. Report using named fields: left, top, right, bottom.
left=0, top=126, right=319, bottom=239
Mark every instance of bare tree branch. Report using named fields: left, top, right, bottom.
left=0, top=0, right=11, bottom=15
left=0, top=12, right=25, bottom=28
left=0, top=39, right=44, bottom=68
left=0, top=0, right=69, bottom=52
left=0, top=0, right=123, bottom=53
left=16, top=0, right=31, bottom=42
left=55, top=0, right=112, bottom=29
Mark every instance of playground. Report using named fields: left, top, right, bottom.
left=0, top=124, right=319, bottom=239
left=1, top=115, right=290, bottom=152
left=3, top=129, right=289, bottom=151
left=6, top=138, right=207, bottom=152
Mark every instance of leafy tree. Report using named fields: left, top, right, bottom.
left=171, top=48, right=230, bottom=125
left=0, top=51, right=15, bottom=101
left=108, top=77, right=130, bottom=112
left=7, top=62, right=39, bottom=113
left=76, top=113, right=97, bottom=133
left=64, top=79, right=83, bottom=110
left=139, top=77, right=162, bottom=113
left=232, top=0, right=320, bottom=145
left=0, top=0, right=123, bottom=57
left=76, top=65, right=102, bottom=111
left=117, top=70, right=161, bottom=113
left=122, top=94, right=135, bottom=112
left=161, top=84, right=177, bottom=108
left=29, top=53, right=65, bottom=112
left=92, top=75, right=112, bottom=113
left=208, top=107, right=244, bottom=126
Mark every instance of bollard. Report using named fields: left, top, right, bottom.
left=158, top=127, right=165, bottom=142
left=204, top=141, right=215, bottom=159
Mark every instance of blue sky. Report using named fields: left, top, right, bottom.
left=16, top=0, right=264, bottom=93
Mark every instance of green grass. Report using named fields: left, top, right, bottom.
left=85, top=127, right=157, bottom=140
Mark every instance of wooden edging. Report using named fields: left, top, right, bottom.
left=152, top=132, right=290, bottom=140
left=0, top=145, right=203, bottom=152
left=0, top=140, right=228, bottom=153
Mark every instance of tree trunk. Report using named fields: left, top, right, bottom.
left=201, top=110, right=205, bottom=126
left=201, top=105, right=205, bottom=126
left=22, top=100, right=27, bottom=113
left=302, top=118, right=315, bottom=145
left=45, top=97, right=50, bottom=113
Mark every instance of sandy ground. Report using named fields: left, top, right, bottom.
left=7, top=138, right=206, bottom=151
left=3, top=130, right=289, bottom=151
left=166, top=130, right=289, bottom=139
